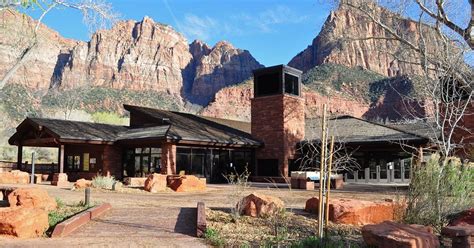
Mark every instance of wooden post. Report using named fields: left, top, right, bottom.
left=58, top=145, right=65, bottom=173
left=17, top=144, right=23, bottom=171
left=30, top=152, right=36, bottom=185
left=325, top=136, right=334, bottom=228
left=317, top=104, right=327, bottom=238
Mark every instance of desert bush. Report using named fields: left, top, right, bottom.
left=204, top=228, right=225, bottom=247
left=91, top=175, right=117, bottom=190
left=0, top=84, right=40, bottom=120
left=223, top=166, right=251, bottom=219
left=405, top=154, right=474, bottom=232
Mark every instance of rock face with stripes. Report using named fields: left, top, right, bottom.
left=0, top=12, right=262, bottom=105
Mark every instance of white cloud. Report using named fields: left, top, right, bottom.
left=236, top=5, right=309, bottom=33
left=176, top=5, right=308, bottom=42
left=178, top=14, right=218, bottom=41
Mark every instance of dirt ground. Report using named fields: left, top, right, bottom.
left=0, top=182, right=407, bottom=247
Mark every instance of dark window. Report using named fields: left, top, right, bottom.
left=288, top=159, right=299, bottom=177
left=255, top=72, right=281, bottom=96
left=123, top=147, right=161, bottom=177
left=257, top=159, right=279, bottom=176
left=284, top=73, right=299, bottom=96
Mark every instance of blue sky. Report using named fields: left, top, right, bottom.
left=27, top=0, right=334, bottom=66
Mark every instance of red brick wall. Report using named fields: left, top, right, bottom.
left=161, top=143, right=176, bottom=174
left=251, top=94, right=305, bottom=177
left=453, top=102, right=474, bottom=160
left=103, top=145, right=123, bottom=180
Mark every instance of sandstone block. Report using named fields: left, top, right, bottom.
left=144, top=173, right=167, bottom=193
left=238, top=193, right=285, bottom=218
left=168, top=175, right=206, bottom=192
left=8, top=187, right=57, bottom=211
left=305, top=197, right=402, bottom=225
left=0, top=170, right=30, bottom=184
left=362, top=221, right=439, bottom=248
left=0, top=207, right=49, bottom=238
left=449, top=208, right=474, bottom=226
left=51, top=173, right=68, bottom=187
left=73, top=178, right=92, bottom=189
left=123, top=177, right=147, bottom=187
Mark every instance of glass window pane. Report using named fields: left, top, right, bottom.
left=74, top=156, right=81, bottom=170
left=191, top=153, right=205, bottom=176
left=134, top=156, right=141, bottom=175
left=151, top=154, right=161, bottom=173
left=176, top=153, right=190, bottom=174
left=142, top=156, right=150, bottom=174
left=285, top=73, right=299, bottom=95
left=67, top=156, right=73, bottom=170
left=151, top=148, right=161, bottom=154
left=135, top=148, right=142, bottom=154
left=142, top=148, right=150, bottom=154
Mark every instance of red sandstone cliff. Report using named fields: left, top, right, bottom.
left=288, top=2, right=434, bottom=77
left=0, top=12, right=262, bottom=105
left=201, top=82, right=369, bottom=120
left=0, top=11, right=78, bottom=90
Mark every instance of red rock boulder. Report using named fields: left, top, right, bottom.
left=305, top=197, right=403, bottom=225
left=51, top=173, right=69, bottom=187
left=362, top=221, right=439, bottom=248
left=0, top=170, right=30, bottom=184
left=8, top=188, right=57, bottom=211
left=73, top=178, right=92, bottom=189
left=144, top=173, right=167, bottom=193
left=449, top=208, right=474, bottom=226
left=123, top=177, right=147, bottom=187
left=168, top=175, right=206, bottom=192
left=238, top=193, right=285, bottom=218
left=0, top=207, right=49, bottom=238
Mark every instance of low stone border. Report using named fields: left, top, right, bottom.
left=196, top=201, right=206, bottom=237
left=441, top=225, right=474, bottom=248
left=51, top=203, right=112, bottom=238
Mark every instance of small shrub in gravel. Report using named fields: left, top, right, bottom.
left=92, top=175, right=117, bottom=190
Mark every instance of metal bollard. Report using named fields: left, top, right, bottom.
left=30, top=152, right=36, bottom=185
left=84, top=187, right=90, bottom=206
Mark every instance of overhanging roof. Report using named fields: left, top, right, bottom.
left=304, top=115, right=429, bottom=144
left=9, top=106, right=262, bottom=148
left=123, top=104, right=261, bottom=147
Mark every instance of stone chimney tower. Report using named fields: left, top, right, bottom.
left=251, top=65, right=305, bottom=178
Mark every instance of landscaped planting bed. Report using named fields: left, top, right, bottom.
left=46, top=199, right=93, bottom=237
left=205, top=209, right=363, bottom=247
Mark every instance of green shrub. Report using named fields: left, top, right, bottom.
left=91, top=112, right=128, bottom=125
left=302, top=63, right=385, bottom=99
left=42, top=87, right=183, bottom=114
left=91, top=175, right=117, bottom=190
left=47, top=201, right=91, bottom=236
left=0, top=84, right=40, bottom=120
left=405, top=154, right=474, bottom=232
left=204, top=228, right=225, bottom=247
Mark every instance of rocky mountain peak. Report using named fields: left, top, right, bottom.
left=288, top=2, right=433, bottom=77
left=0, top=12, right=262, bottom=107
left=189, top=40, right=212, bottom=60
